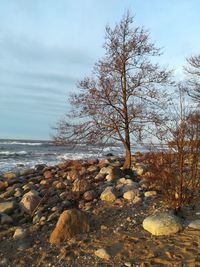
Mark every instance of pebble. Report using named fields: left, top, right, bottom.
left=95, top=248, right=110, bottom=260
left=188, top=220, right=200, bottom=229
left=144, top=191, right=157, bottom=197
left=124, top=262, right=132, bottom=267
left=13, top=227, right=27, bottom=239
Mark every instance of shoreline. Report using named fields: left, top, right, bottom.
left=0, top=156, right=200, bottom=266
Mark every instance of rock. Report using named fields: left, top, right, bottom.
left=20, top=190, right=41, bottom=213
left=19, top=168, right=35, bottom=176
left=0, top=201, right=16, bottom=214
left=123, top=190, right=136, bottom=201
left=117, top=178, right=135, bottom=185
left=100, top=166, right=113, bottom=175
left=105, top=167, right=123, bottom=182
left=132, top=163, right=146, bottom=176
left=132, top=196, right=142, bottom=204
left=40, top=179, right=48, bottom=185
left=100, top=186, right=117, bottom=202
left=0, top=188, right=15, bottom=198
left=98, top=159, right=111, bottom=168
left=88, top=159, right=99, bottom=165
left=35, top=164, right=47, bottom=172
left=95, top=173, right=105, bottom=180
left=67, top=170, right=80, bottom=181
left=55, top=181, right=66, bottom=190
left=0, top=181, right=8, bottom=190
left=1, top=214, right=13, bottom=224
left=105, top=153, right=114, bottom=157
left=144, top=191, right=157, bottom=197
left=188, top=220, right=200, bottom=229
left=87, top=165, right=99, bottom=173
left=83, top=190, right=97, bottom=201
left=122, top=184, right=139, bottom=194
left=105, top=174, right=114, bottom=182
left=47, top=211, right=60, bottom=222
left=0, top=258, right=8, bottom=266
left=43, top=171, right=53, bottom=179
left=72, top=178, right=90, bottom=194
left=117, top=178, right=139, bottom=192
left=139, top=179, right=148, bottom=189
left=13, top=227, right=27, bottom=239
left=49, top=209, right=90, bottom=244
left=143, top=212, right=182, bottom=236
left=3, top=172, right=16, bottom=179
left=95, top=248, right=110, bottom=260
left=14, top=188, right=23, bottom=197
left=100, top=225, right=108, bottom=231
left=32, top=213, right=42, bottom=224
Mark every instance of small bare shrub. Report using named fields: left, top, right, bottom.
left=146, top=88, right=200, bottom=211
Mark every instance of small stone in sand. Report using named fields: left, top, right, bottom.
left=95, top=248, right=110, bottom=260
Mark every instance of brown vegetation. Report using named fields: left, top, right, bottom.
left=145, top=89, right=200, bottom=211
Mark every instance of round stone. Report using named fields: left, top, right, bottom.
left=143, top=212, right=182, bottom=236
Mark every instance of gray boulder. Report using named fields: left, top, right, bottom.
left=143, top=212, right=182, bottom=236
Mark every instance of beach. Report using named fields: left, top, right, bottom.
left=0, top=153, right=200, bottom=266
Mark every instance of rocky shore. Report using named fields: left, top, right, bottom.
left=0, top=154, right=200, bottom=267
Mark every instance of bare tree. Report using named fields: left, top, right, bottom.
left=54, top=12, right=172, bottom=170
left=184, top=55, right=200, bottom=105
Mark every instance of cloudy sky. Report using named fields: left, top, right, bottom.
left=0, top=0, right=199, bottom=140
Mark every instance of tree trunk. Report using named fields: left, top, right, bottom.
left=123, top=144, right=132, bottom=170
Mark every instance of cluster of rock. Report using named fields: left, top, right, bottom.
left=0, top=156, right=199, bottom=262
left=0, top=157, right=153, bottom=229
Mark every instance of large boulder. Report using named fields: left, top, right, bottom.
left=100, top=186, right=117, bottom=202
left=49, top=209, right=90, bottom=244
left=20, top=190, right=41, bottom=213
left=143, top=212, right=182, bottom=236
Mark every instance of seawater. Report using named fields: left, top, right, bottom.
left=0, top=139, right=153, bottom=173
left=0, top=139, right=125, bottom=173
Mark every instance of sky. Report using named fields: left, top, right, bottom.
left=0, top=0, right=200, bottom=140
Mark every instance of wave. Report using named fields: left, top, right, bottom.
left=56, top=152, right=103, bottom=161
left=0, top=141, right=43, bottom=146
left=0, top=151, right=28, bottom=156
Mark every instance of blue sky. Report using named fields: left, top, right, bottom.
left=0, top=0, right=199, bottom=140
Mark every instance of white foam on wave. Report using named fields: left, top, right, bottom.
left=0, top=151, right=28, bottom=156
left=56, top=152, right=103, bottom=161
left=0, top=141, right=43, bottom=146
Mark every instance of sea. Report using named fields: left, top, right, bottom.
left=0, top=139, right=151, bottom=174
